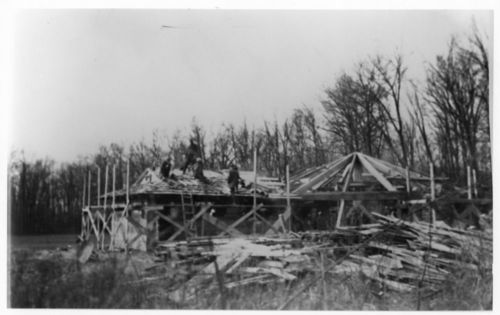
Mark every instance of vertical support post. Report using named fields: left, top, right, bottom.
left=430, top=162, right=436, bottom=226
left=112, top=164, right=116, bottom=209
left=82, top=177, right=86, bottom=208
left=104, top=164, right=109, bottom=209
left=97, top=166, right=101, bottom=206
left=126, top=159, right=130, bottom=205
left=335, top=200, right=346, bottom=228
left=87, top=170, right=91, bottom=207
left=473, top=169, right=478, bottom=198
left=467, top=165, right=472, bottom=200
left=335, top=156, right=356, bottom=229
left=253, top=148, right=257, bottom=235
left=286, top=164, right=291, bottom=232
left=430, top=163, right=435, bottom=201
left=406, top=166, right=410, bottom=194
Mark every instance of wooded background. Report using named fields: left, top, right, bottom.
left=8, top=30, right=490, bottom=235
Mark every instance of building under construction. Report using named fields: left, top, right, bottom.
left=79, top=152, right=490, bottom=251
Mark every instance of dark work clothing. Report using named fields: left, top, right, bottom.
left=227, top=168, right=242, bottom=194
left=160, top=160, right=172, bottom=179
left=181, top=142, right=200, bottom=174
left=181, top=154, right=196, bottom=174
left=194, top=162, right=210, bottom=184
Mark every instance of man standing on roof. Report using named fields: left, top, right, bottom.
left=160, top=156, right=172, bottom=179
left=194, top=157, right=210, bottom=184
left=227, top=163, right=244, bottom=194
left=181, top=138, right=200, bottom=174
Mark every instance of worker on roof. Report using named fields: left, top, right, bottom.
left=227, top=163, right=244, bottom=194
left=194, top=157, right=210, bottom=184
left=160, top=156, right=172, bottom=179
left=181, top=138, right=200, bottom=174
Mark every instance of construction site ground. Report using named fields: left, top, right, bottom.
left=9, top=212, right=492, bottom=310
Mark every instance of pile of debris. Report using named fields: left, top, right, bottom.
left=150, top=213, right=491, bottom=302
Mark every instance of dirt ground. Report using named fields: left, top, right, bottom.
left=10, top=234, right=77, bottom=250
left=7, top=231, right=492, bottom=310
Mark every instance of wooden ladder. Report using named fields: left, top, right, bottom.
left=181, top=192, right=197, bottom=238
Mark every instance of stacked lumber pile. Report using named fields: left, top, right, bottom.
left=151, top=214, right=491, bottom=302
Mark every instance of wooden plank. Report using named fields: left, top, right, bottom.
left=255, top=212, right=281, bottom=235
left=87, top=170, right=91, bottom=206
left=239, top=267, right=297, bottom=280
left=357, top=153, right=397, bottom=191
left=82, top=177, right=86, bottom=208
left=103, top=164, right=109, bottom=208
left=225, top=275, right=272, bottom=289
left=226, top=252, right=251, bottom=273
left=97, top=166, right=101, bottom=206
left=473, top=169, right=478, bottom=197
left=126, top=216, right=148, bottom=235
left=112, top=164, right=116, bottom=209
left=87, top=212, right=100, bottom=241
left=265, top=206, right=291, bottom=235
left=335, top=155, right=356, bottom=228
left=368, top=155, right=426, bottom=180
left=467, top=165, right=472, bottom=200
left=301, top=191, right=411, bottom=201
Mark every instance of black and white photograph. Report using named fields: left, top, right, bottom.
left=3, top=2, right=496, bottom=311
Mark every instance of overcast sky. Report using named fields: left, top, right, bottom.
left=11, top=10, right=492, bottom=162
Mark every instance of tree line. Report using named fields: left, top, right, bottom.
left=9, top=29, right=490, bottom=235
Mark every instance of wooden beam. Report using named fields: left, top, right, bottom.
left=202, top=213, right=244, bottom=236
left=265, top=206, right=291, bottom=235
left=255, top=212, right=281, bottom=235
left=112, top=164, right=116, bottom=209
left=293, top=154, right=352, bottom=194
left=104, top=164, right=109, bottom=208
left=87, top=170, right=91, bottom=206
left=97, top=166, right=101, bottom=206
left=430, top=163, right=436, bottom=201
left=253, top=148, right=257, bottom=234
left=218, top=204, right=263, bottom=237
left=82, top=177, right=86, bottom=208
left=336, top=155, right=356, bottom=228
left=430, top=162, right=436, bottom=226
left=168, top=203, right=212, bottom=241
left=467, top=165, right=472, bottom=200
left=286, top=164, right=291, bottom=232
left=156, top=211, right=187, bottom=233
left=473, top=169, right=478, bottom=198
left=406, top=166, right=410, bottom=193
left=87, top=212, right=100, bottom=241
left=301, top=191, right=412, bottom=201
left=358, top=153, right=397, bottom=192
left=126, top=159, right=130, bottom=204
left=368, top=154, right=424, bottom=180
left=335, top=200, right=347, bottom=229
left=435, top=198, right=492, bottom=205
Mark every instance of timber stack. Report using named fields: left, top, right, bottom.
left=147, top=212, right=491, bottom=302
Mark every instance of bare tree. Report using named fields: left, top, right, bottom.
left=425, top=37, right=487, bottom=179
left=322, top=69, right=387, bottom=157
left=371, top=55, right=409, bottom=166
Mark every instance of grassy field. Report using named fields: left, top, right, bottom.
left=8, top=237, right=492, bottom=310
